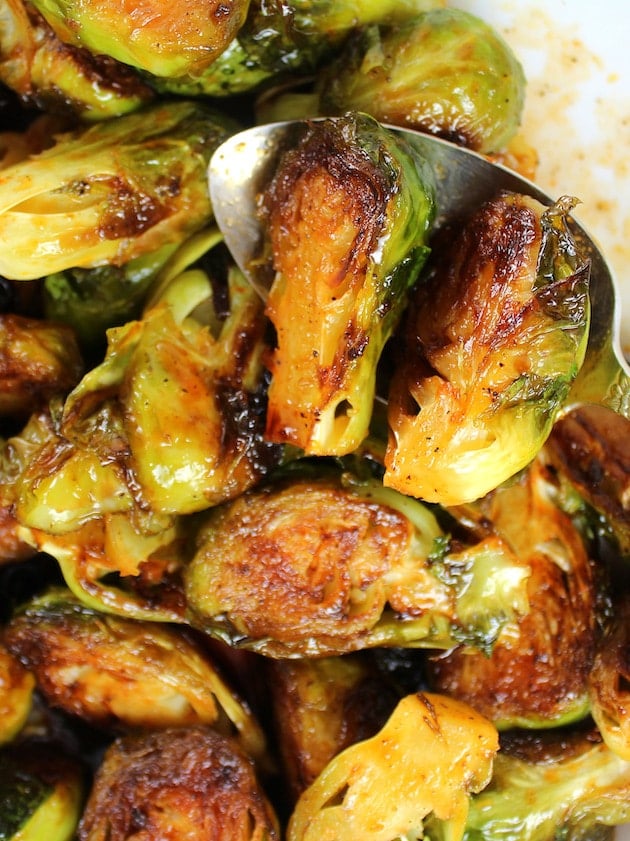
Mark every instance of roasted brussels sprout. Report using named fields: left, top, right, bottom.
left=153, top=0, right=442, bottom=98
left=28, top=0, right=249, bottom=78
left=0, top=101, right=236, bottom=280
left=287, top=691, right=498, bottom=841
left=0, top=314, right=83, bottom=418
left=266, top=653, right=399, bottom=801
left=452, top=727, right=630, bottom=840
left=260, top=113, right=435, bottom=455
left=385, top=192, right=590, bottom=505
left=3, top=588, right=268, bottom=764
left=427, top=457, right=600, bottom=729
left=42, top=242, right=179, bottom=352
left=0, top=744, right=84, bottom=841
left=589, top=595, right=630, bottom=761
left=185, top=466, right=530, bottom=657
left=0, top=0, right=155, bottom=120
left=78, top=726, right=279, bottom=841
left=545, top=404, right=630, bottom=556
left=317, top=7, right=526, bottom=153
left=0, top=642, right=35, bottom=744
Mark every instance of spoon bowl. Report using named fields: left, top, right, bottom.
left=208, top=119, right=629, bottom=418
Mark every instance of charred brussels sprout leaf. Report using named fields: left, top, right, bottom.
left=317, top=7, right=526, bottom=153
left=0, top=101, right=237, bottom=280
left=287, top=692, right=498, bottom=841
left=77, top=727, right=280, bottom=841
left=428, top=457, right=600, bottom=730
left=0, top=0, right=155, bottom=120
left=260, top=113, right=435, bottom=455
left=28, top=0, right=250, bottom=78
left=184, top=467, right=530, bottom=657
left=385, top=192, right=590, bottom=505
left=4, top=588, right=268, bottom=764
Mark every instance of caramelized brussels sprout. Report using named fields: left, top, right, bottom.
left=427, top=458, right=600, bottom=729
left=78, top=726, right=279, bottom=841
left=0, top=0, right=155, bottom=120
left=546, top=405, right=630, bottom=555
left=287, top=692, right=498, bottom=841
left=266, top=653, right=399, bottom=800
left=0, top=744, right=84, bottom=841
left=0, top=101, right=236, bottom=280
left=3, top=588, right=268, bottom=764
left=185, top=466, right=530, bottom=657
left=385, top=192, right=590, bottom=505
left=260, top=113, right=435, bottom=455
left=0, top=314, right=83, bottom=418
left=0, top=642, right=35, bottom=744
left=153, top=0, right=442, bottom=98
left=317, top=7, right=526, bottom=153
left=455, top=728, right=630, bottom=840
left=589, top=595, right=630, bottom=761
left=28, top=0, right=250, bottom=78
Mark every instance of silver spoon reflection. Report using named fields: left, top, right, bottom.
left=208, top=119, right=629, bottom=419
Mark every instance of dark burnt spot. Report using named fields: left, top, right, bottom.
left=98, top=178, right=168, bottom=240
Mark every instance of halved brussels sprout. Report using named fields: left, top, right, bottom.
left=4, top=587, right=268, bottom=764
left=0, top=314, right=83, bottom=418
left=28, top=0, right=250, bottom=78
left=589, top=595, right=630, bottom=761
left=287, top=692, right=498, bottom=841
left=454, top=727, right=630, bottom=841
left=0, top=744, right=84, bottom=841
left=427, top=457, right=600, bottom=729
left=317, top=7, right=526, bottom=153
left=0, top=0, right=155, bottom=120
left=153, top=0, right=442, bottom=98
left=78, top=727, right=279, bottom=841
left=260, top=113, right=435, bottom=455
left=0, top=101, right=236, bottom=280
left=385, top=192, right=590, bottom=505
left=184, top=465, right=530, bottom=657
left=266, top=653, right=399, bottom=800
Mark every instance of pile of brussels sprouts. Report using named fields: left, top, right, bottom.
left=1, top=2, right=629, bottom=840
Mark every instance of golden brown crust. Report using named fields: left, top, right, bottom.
left=78, top=727, right=279, bottom=841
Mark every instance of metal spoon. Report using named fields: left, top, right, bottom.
left=208, top=119, right=630, bottom=419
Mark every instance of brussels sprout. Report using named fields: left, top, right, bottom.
left=545, top=405, right=630, bottom=556
left=0, top=101, right=236, bottom=280
left=317, top=7, right=526, bottom=153
left=266, top=653, right=399, bottom=801
left=0, top=314, right=83, bottom=418
left=0, top=643, right=35, bottom=744
left=427, top=457, right=600, bottom=729
left=589, top=595, right=630, bottom=761
left=385, top=192, right=590, bottom=506
left=42, top=243, right=178, bottom=353
left=259, top=113, right=435, bottom=455
left=0, top=0, right=155, bottom=120
left=153, top=0, right=442, bottom=98
left=287, top=691, right=498, bottom=841
left=0, top=744, right=84, bottom=841
left=78, top=726, right=280, bottom=841
left=3, top=587, right=268, bottom=764
left=28, top=0, right=250, bottom=78
left=184, top=465, right=530, bottom=657
left=447, top=727, right=630, bottom=841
